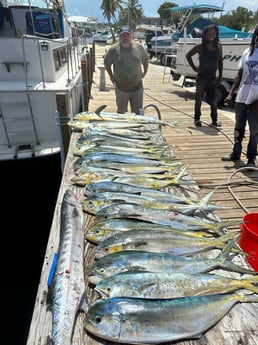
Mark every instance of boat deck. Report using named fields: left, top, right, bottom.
left=26, top=43, right=258, bottom=345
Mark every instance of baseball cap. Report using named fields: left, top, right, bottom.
left=120, top=25, right=131, bottom=35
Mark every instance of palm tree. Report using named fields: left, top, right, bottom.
left=101, top=0, right=122, bottom=42
left=127, top=0, right=143, bottom=27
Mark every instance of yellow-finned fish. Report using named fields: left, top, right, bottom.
left=89, top=238, right=256, bottom=285
left=94, top=271, right=258, bottom=299
left=84, top=292, right=258, bottom=344
left=82, top=191, right=228, bottom=216
left=94, top=229, right=240, bottom=258
left=95, top=203, right=239, bottom=233
left=72, top=110, right=178, bottom=127
left=86, top=219, right=211, bottom=244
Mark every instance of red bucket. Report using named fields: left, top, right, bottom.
left=238, top=212, right=258, bottom=272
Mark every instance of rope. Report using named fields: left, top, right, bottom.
left=143, top=90, right=258, bottom=213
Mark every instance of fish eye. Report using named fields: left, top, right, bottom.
left=95, top=315, right=102, bottom=324
left=100, top=268, right=105, bottom=273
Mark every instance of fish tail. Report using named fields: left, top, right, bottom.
left=245, top=282, right=258, bottom=294
left=165, top=120, right=178, bottom=128
left=210, top=219, right=242, bottom=235
left=218, top=237, right=256, bottom=274
left=174, top=166, right=197, bottom=185
left=238, top=292, right=258, bottom=303
left=197, top=188, right=230, bottom=211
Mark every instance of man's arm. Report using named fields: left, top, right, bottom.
left=142, top=59, right=149, bottom=78
left=104, top=64, right=115, bottom=84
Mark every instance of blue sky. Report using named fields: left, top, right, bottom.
left=65, top=0, right=257, bottom=20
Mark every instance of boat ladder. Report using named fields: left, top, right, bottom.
left=162, top=53, right=176, bottom=83
left=0, top=92, right=40, bottom=158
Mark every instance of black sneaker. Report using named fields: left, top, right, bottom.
left=210, top=121, right=222, bottom=127
left=246, top=159, right=257, bottom=168
left=194, top=120, right=202, bottom=127
left=221, top=153, right=240, bottom=161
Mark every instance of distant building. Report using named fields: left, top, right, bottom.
left=69, top=16, right=98, bottom=26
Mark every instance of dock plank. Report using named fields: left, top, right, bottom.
left=26, top=43, right=258, bottom=345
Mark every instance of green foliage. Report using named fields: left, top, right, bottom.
left=117, top=0, right=144, bottom=29
left=157, top=2, right=177, bottom=20
left=100, top=2, right=257, bottom=34
left=216, top=7, right=255, bottom=32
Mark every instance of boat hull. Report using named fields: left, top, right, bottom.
left=0, top=3, right=85, bottom=161
left=172, top=37, right=252, bottom=82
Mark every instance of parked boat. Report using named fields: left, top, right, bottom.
left=92, top=29, right=117, bottom=44
left=0, top=0, right=86, bottom=161
left=148, top=4, right=251, bottom=66
left=168, top=5, right=253, bottom=105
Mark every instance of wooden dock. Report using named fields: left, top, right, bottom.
left=26, top=43, right=258, bottom=345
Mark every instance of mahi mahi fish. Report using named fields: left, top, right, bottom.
left=94, top=229, right=240, bottom=258
left=82, top=191, right=227, bottom=216
left=72, top=143, right=169, bottom=158
left=86, top=219, right=212, bottom=244
left=95, top=203, right=238, bottom=233
left=72, top=110, right=178, bottom=127
left=94, top=271, right=258, bottom=299
left=72, top=167, right=194, bottom=187
left=73, top=152, right=175, bottom=171
left=48, top=189, right=86, bottom=345
left=88, top=238, right=256, bottom=285
left=84, top=292, right=258, bottom=344
left=76, top=131, right=167, bottom=149
left=83, top=180, right=196, bottom=203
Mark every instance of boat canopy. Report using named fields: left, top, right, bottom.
left=218, top=25, right=252, bottom=38
left=169, top=4, right=224, bottom=14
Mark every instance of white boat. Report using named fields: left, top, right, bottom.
left=0, top=0, right=86, bottom=161
left=171, top=36, right=252, bottom=105
left=92, top=29, right=115, bottom=43
left=148, top=4, right=251, bottom=66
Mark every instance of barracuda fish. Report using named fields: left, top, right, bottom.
left=73, top=152, right=175, bottom=171
left=83, top=181, right=194, bottom=203
left=86, top=219, right=211, bottom=244
left=72, top=143, right=169, bottom=158
left=94, top=229, right=240, bottom=258
left=95, top=203, right=238, bottom=233
left=48, top=189, right=86, bottom=345
left=72, top=110, right=178, bottom=127
left=83, top=191, right=227, bottom=216
left=88, top=238, right=256, bottom=285
left=84, top=292, right=258, bottom=344
left=94, top=271, right=258, bottom=299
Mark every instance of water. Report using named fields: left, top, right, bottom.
left=1, top=153, right=62, bottom=345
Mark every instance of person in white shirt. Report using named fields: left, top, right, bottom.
left=222, top=25, right=258, bottom=168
